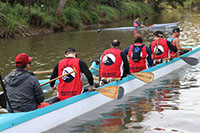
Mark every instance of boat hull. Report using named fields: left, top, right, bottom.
left=103, top=22, right=180, bottom=31
left=0, top=45, right=199, bottom=133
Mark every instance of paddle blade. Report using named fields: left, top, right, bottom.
left=180, top=57, right=198, bottom=66
left=132, top=72, right=154, bottom=83
left=96, top=86, right=124, bottom=100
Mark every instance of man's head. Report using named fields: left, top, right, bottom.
left=172, top=27, right=181, bottom=37
left=154, top=30, right=163, bottom=39
left=134, top=34, right=143, bottom=43
left=15, top=53, right=32, bottom=69
left=65, top=47, right=76, bottom=57
left=111, top=40, right=121, bottom=48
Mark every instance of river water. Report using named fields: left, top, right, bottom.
left=0, top=10, right=200, bottom=132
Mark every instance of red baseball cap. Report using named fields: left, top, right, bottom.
left=15, top=53, right=33, bottom=66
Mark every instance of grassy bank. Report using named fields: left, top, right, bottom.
left=0, top=1, right=154, bottom=39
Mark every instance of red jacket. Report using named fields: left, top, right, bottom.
left=58, top=58, right=82, bottom=100
left=151, top=38, right=170, bottom=60
left=128, top=43, right=148, bottom=73
left=100, top=48, right=123, bottom=78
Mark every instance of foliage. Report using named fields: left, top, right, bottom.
left=98, top=5, right=119, bottom=22
left=0, top=2, right=29, bottom=38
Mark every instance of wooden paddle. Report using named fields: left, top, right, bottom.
left=131, top=72, right=154, bottom=83
left=96, top=86, right=124, bottom=100
left=0, top=73, right=14, bottom=112
left=40, top=67, right=77, bottom=87
left=34, top=70, right=53, bottom=74
left=90, top=68, right=154, bottom=83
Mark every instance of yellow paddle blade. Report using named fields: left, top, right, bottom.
left=131, top=72, right=154, bottom=83
left=96, top=86, right=124, bottom=100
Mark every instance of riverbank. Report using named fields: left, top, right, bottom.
left=0, top=1, right=154, bottom=39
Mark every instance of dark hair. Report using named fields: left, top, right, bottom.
left=135, top=14, right=139, bottom=18
left=16, top=64, right=27, bottom=69
left=112, top=40, right=120, bottom=47
left=134, top=34, right=143, bottom=43
left=172, top=28, right=181, bottom=33
left=154, top=31, right=163, bottom=37
left=65, top=47, right=76, bottom=54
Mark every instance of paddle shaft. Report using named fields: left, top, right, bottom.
left=91, top=68, right=153, bottom=83
left=0, top=73, right=14, bottom=113
left=40, top=68, right=77, bottom=87
left=153, top=36, right=161, bottom=60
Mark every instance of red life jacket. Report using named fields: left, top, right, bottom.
left=128, top=43, right=148, bottom=73
left=167, top=36, right=180, bottom=58
left=100, top=48, right=123, bottom=78
left=58, top=58, right=82, bottom=100
left=151, top=38, right=170, bottom=60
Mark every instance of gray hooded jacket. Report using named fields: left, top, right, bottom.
left=4, top=69, right=44, bottom=112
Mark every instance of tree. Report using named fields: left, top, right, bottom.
left=54, top=0, right=67, bottom=17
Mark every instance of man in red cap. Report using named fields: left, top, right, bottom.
left=4, top=53, right=45, bottom=112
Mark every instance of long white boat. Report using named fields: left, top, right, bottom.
left=0, top=45, right=199, bottom=133
left=103, top=22, right=180, bottom=31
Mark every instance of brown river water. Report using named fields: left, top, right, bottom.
left=0, top=10, right=200, bottom=132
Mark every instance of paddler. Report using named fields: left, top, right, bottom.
left=123, top=34, right=153, bottom=73
left=150, top=30, right=178, bottom=64
left=50, top=47, right=95, bottom=101
left=99, top=40, right=130, bottom=86
left=4, top=53, right=45, bottom=112
left=167, top=28, right=192, bottom=58
left=133, top=15, right=146, bottom=28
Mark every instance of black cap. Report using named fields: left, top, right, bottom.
left=65, top=47, right=76, bottom=54
left=173, top=28, right=181, bottom=33
left=112, top=40, right=120, bottom=46
left=154, top=30, right=163, bottom=37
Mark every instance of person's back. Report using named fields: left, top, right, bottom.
left=99, top=40, right=130, bottom=85
left=123, top=34, right=153, bottom=73
left=4, top=53, right=44, bottom=112
left=50, top=47, right=95, bottom=101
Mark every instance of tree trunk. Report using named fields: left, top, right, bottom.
left=54, top=0, right=68, bottom=17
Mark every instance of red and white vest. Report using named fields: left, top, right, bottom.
left=151, top=38, right=170, bottom=60
left=100, top=48, right=123, bottom=78
left=128, top=43, right=148, bottom=73
left=58, top=58, right=82, bottom=100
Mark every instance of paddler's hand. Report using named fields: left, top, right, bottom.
left=88, top=85, right=95, bottom=92
left=51, top=85, right=57, bottom=92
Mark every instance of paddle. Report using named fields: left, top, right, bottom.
left=34, top=70, right=53, bottom=74
left=0, top=73, right=14, bottom=112
left=40, top=67, right=77, bottom=87
left=131, top=72, right=154, bottom=83
left=179, top=56, right=198, bottom=66
left=89, top=68, right=154, bottom=83
left=153, top=34, right=162, bottom=60
left=0, top=92, right=6, bottom=108
left=170, top=54, right=198, bottom=66
left=95, top=86, right=124, bottom=100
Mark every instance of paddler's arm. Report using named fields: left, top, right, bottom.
left=123, top=46, right=130, bottom=55
left=121, top=52, right=130, bottom=78
left=167, top=41, right=178, bottom=53
left=146, top=46, right=153, bottom=67
left=79, top=60, right=95, bottom=91
left=50, top=63, right=58, bottom=88
left=173, top=38, right=192, bottom=51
